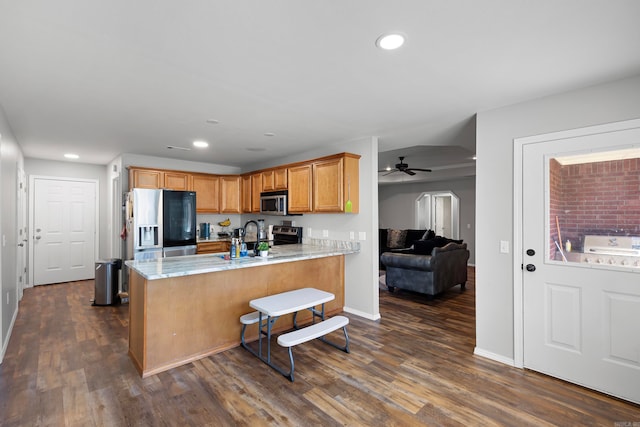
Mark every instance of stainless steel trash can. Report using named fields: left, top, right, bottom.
left=93, top=259, right=122, bottom=306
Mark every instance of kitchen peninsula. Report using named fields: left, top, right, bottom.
left=125, top=244, right=359, bottom=377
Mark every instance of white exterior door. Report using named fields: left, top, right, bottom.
left=32, top=177, right=97, bottom=285
left=521, top=122, right=640, bottom=404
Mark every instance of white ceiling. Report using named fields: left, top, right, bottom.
left=1, top=1, right=639, bottom=183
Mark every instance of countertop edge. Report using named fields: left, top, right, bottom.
left=125, top=245, right=359, bottom=280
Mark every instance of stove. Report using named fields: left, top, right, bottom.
left=272, top=225, right=303, bottom=245
left=578, top=235, right=640, bottom=268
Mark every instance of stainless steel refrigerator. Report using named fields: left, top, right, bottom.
left=125, top=188, right=197, bottom=260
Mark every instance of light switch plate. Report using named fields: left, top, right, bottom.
left=322, top=229, right=329, bottom=238
left=500, top=240, right=509, bottom=253
left=349, top=231, right=355, bottom=240
left=358, top=231, right=366, bottom=241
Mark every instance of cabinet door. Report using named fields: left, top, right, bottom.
left=274, top=168, right=288, bottom=190
left=262, top=170, right=275, bottom=191
left=197, top=241, right=230, bottom=254
left=251, top=173, right=262, bottom=213
left=192, top=174, right=220, bottom=213
left=164, top=171, right=191, bottom=190
left=313, top=158, right=343, bottom=212
left=130, top=168, right=163, bottom=189
left=241, top=174, right=252, bottom=213
left=288, top=164, right=312, bottom=213
left=220, top=175, right=241, bottom=213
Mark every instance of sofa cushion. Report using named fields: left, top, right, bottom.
left=405, top=229, right=428, bottom=248
left=413, top=236, right=463, bottom=255
left=387, top=229, right=408, bottom=249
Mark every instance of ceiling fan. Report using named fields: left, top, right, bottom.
left=378, top=156, right=432, bottom=176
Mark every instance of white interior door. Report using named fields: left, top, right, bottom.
left=17, top=167, right=27, bottom=297
left=522, top=124, right=640, bottom=404
left=32, top=177, right=97, bottom=285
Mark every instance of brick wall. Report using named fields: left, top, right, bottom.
left=552, top=157, right=640, bottom=254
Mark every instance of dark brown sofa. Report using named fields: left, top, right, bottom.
left=380, top=241, right=469, bottom=298
left=379, top=228, right=434, bottom=270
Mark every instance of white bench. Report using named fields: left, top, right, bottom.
left=277, top=315, right=349, bottom=347
left=277, top=315, right=350, bottom=381
left=240, top=311, right=261, bottom=325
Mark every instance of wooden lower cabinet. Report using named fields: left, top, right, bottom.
left=196, top=241, right=230, bottom=254
left=128, top=256, right=345, bottom=377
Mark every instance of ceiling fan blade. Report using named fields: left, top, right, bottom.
left=382, top=169, right=399, bottom=176
left=407, top=168, right=432, bottom=172
left=404, top=170, right=416, bottom=176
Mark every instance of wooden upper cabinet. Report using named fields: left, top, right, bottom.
left=262, top=170, right=275, bottom=191
left=129, top=167, right=190, bottom=190
left=288, top=164, right=313, bottom=213
left=262, top=168, right=287, bottom=192
left=251, top=173, right=263, bottom=213
left=128, top=152, right=358, bottom=215
left=192, top=173, right=220, bottom=213
left=313, top=153, right=360, bottom=213
left=220, top=175, right=241, bottom=214
left=164, top=171, right=191, bottom=191
left=241, top=174, right=252, bottom=213
left=274, top=168, right=288, bottom=190
left=130, top=168, right=163, bottom=189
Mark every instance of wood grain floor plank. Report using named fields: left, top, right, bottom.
left=1, top=272, right=639, bottom=426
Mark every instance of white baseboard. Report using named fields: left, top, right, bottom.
left=0, top=304, right=18, bottom=364
left=473, top=346, right=516, bottom=367
left=343, top=306, right=381, bottom=321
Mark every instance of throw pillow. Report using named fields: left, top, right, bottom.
left=387, top=229, right=408, bottom=249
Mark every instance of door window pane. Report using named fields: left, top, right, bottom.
left=548, top=148, right=640, bottom=268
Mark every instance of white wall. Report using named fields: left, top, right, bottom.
left=475, top=74, right=640, bottom=362
left=0, top=104, right=24, bottom=362
left=378, top=177, right=476, bottom=264
left=246, top=137, right=380, bottom=320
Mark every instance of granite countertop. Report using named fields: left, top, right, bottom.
left=125, top=243, right=359, bottom=280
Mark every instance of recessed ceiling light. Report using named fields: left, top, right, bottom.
left=193, top=140, right=209, bottom=148
left=263, top=132, right=275, bottom=137
left=64, top=153, right=79, bottom=159
left=376, top=33, right=406, bottom=50
left=206, top=119, right=219, bottom=124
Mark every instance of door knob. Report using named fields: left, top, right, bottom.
left=526, top=249, right=535, bottom=256
left=35, top=236, right=41, bottom=240
left=18, top=243, right=24, bottom=247
left=526, top=264, right=536, bottom=272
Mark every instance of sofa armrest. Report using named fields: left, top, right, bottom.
left=380, top=252, right=433, bottom=271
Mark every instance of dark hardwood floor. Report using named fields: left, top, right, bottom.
left=1, top=268, right=638, bottom=426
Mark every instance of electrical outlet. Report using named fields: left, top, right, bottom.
left=349, top=231, right=355, bottom=240
left=500, top=240, right=509, bottom=254
left=359, top=231, right=366, bottom=241
left=322, top=229, right=329, bottom=238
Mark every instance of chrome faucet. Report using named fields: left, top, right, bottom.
left=243, top=220, right=262, bottom=255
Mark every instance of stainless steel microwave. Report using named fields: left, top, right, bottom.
left=260, top=190, right=288, bottom=215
